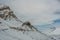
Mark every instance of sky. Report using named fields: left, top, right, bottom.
left=0, top=0, right=60, bottom=35
left=0, top=0, right=60, bottom=25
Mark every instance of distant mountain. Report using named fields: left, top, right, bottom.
left=0, top=5, right=56, bottom=40
left=0, top=5, right=22, bottom=22
left=0, top=5, right=23, bottom=27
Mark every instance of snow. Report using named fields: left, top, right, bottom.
left=0, top=18, right=56, bottom=40
left=0, top=29, right=55, bottom=40
left=0, top=4, right=57, bottom=40
left=51, top=28, right=60, bottom=35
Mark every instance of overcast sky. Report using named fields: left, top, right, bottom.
left=0, top=0, right=60, bottom=25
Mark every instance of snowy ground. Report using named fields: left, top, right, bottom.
left=0, top=18, right=56, bottom=40
left=0, top=3, right=60, bottom=40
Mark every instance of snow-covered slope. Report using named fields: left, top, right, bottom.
left=0, top=5, right=56, bottom=40
left=50, top=28, right=60, bottom=40
left=35, top=24, right=56, bottom=35
left=0, top=5, right=22, bottom=27
left=51, top=28, right=60, bottom=35
left=51, top=35, right=60, bottom=40
left=0, top=18, right=56, bottom=40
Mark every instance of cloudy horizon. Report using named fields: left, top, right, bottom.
left=0, top=0, right=60, bottom=25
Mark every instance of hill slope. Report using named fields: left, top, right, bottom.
left=0, top=5, right=56, bottom=40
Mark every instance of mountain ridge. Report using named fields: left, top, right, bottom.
left=0, top=5, right=56, bottom=40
